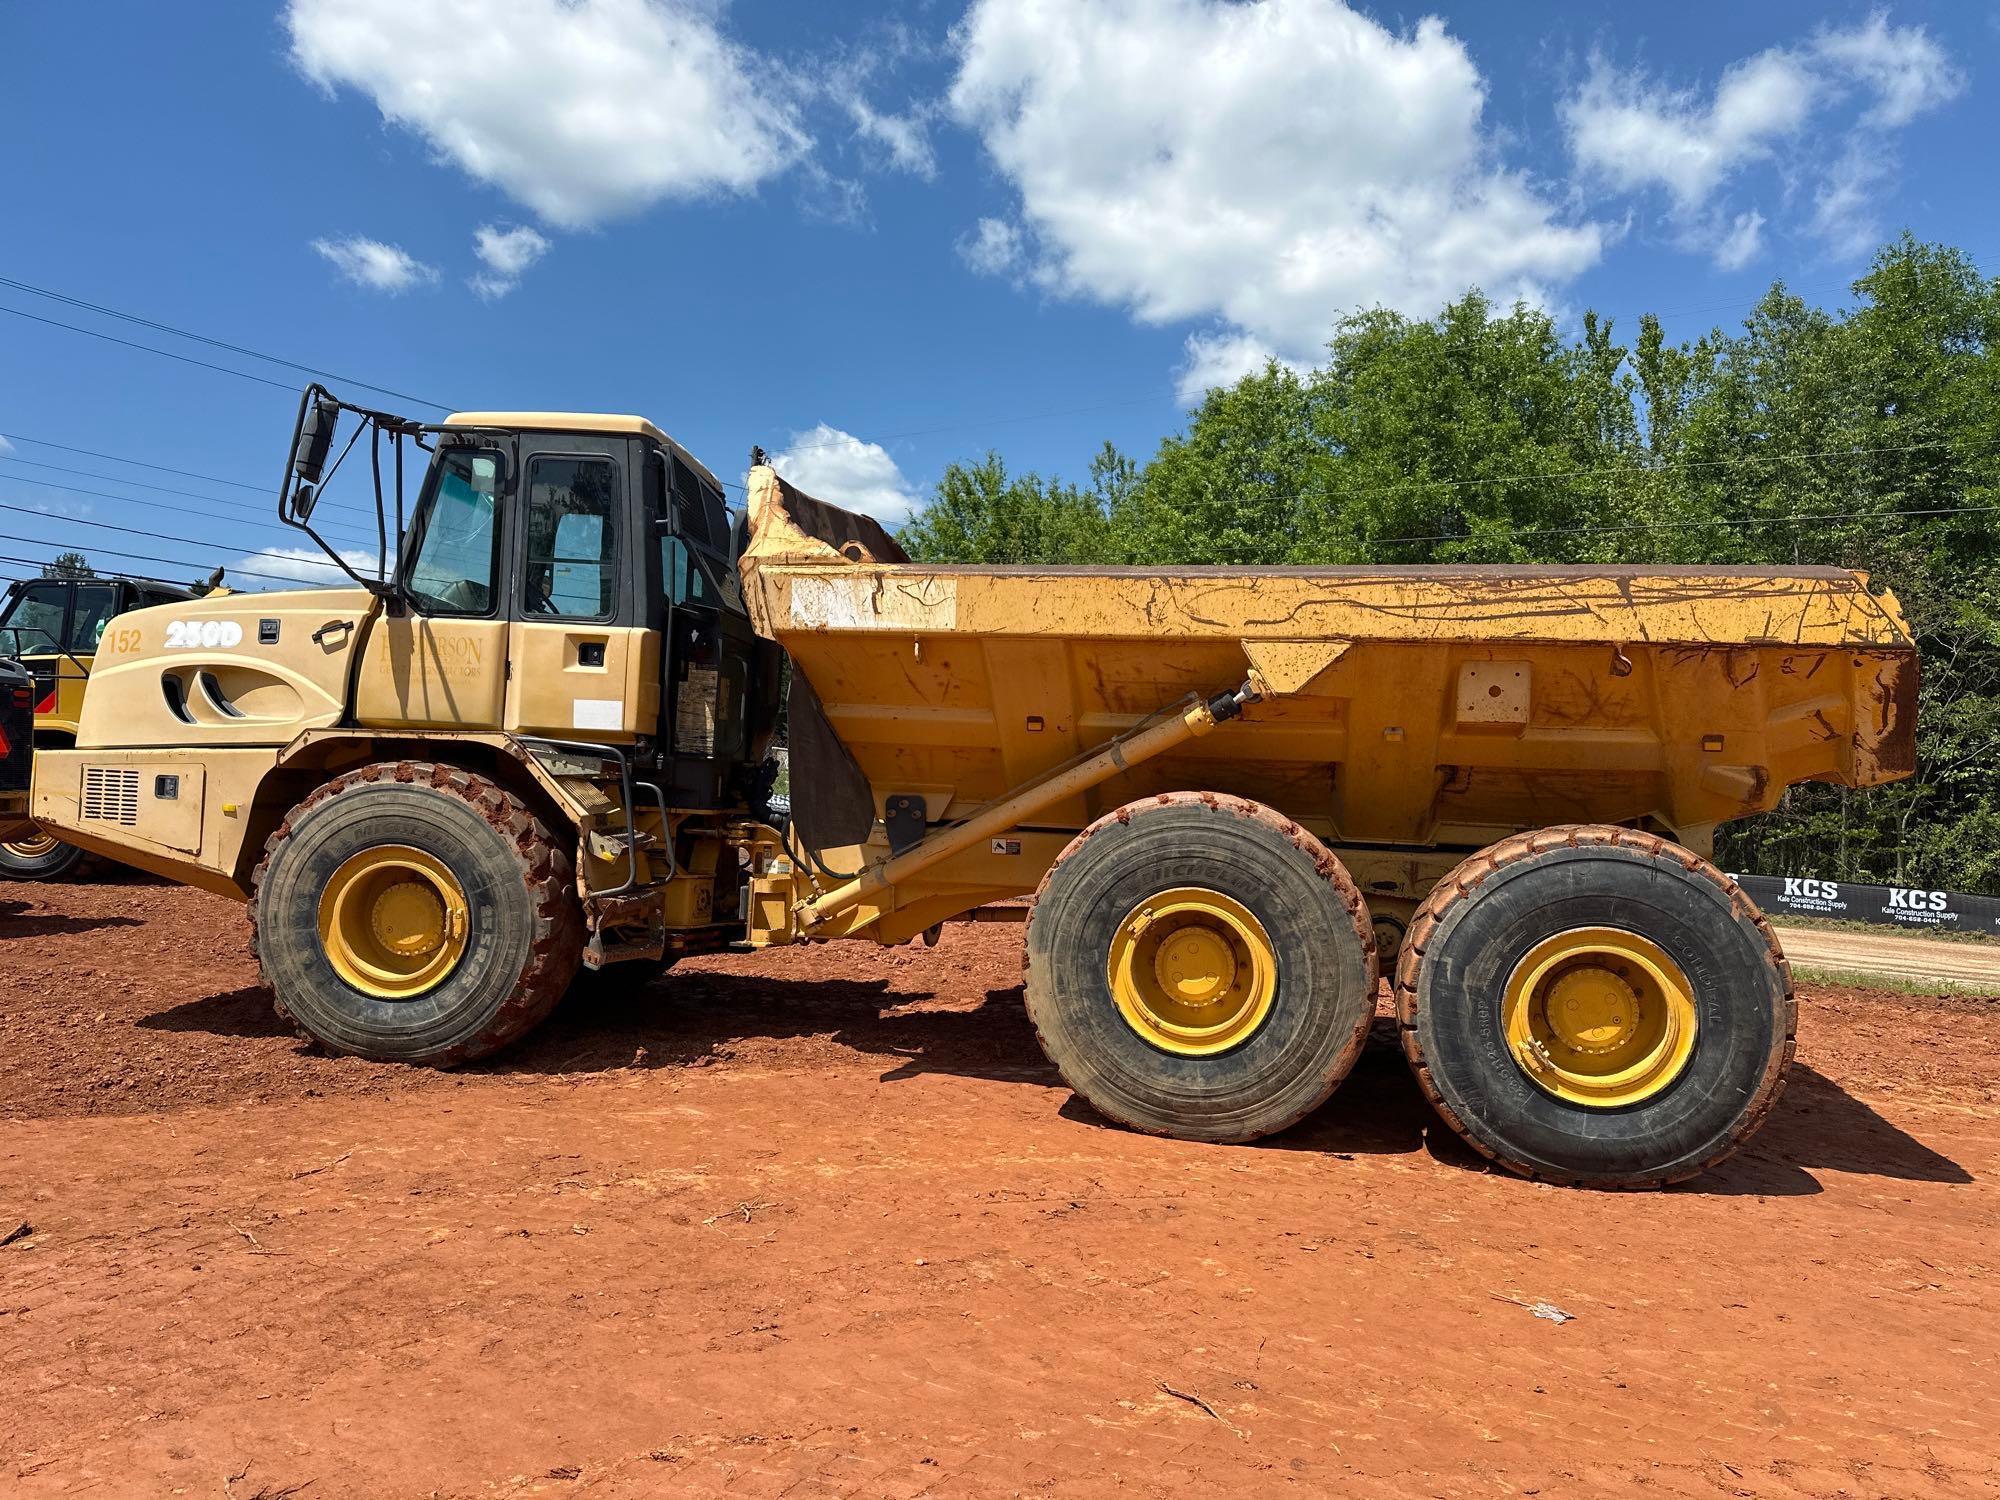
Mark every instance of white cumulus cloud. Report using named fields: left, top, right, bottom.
left=286, top=0, right=810, bottom=230
left=948, top=0, right=1604, bottom=393
left=1564, top=50, right=1820, bottom=213
left=1563, top=14, right=1963, bottom=265
left=1176, top=332, right=1286, bottom=405
left=311, top=235, right=439, bottom=293
left=470, top=223, right=551, bottom=300
left=771, top=425, right=920, bottom=526
left=237, top=546, right=389, bottom=586
left=1814, top=11, right=1963, bottom=128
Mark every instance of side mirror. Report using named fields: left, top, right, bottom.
left=293, top=483, right=319, bottom=522
left=291, top=395, right=338, bottom=488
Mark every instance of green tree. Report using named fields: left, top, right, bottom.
left=897, top=451, right=1125, bottom=565
left=41, top=552, right=94, bottom=579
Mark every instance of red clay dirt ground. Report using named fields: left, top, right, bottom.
left=2, top=875, right=1996, bottom=1498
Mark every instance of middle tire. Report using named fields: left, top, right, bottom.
left=1024, top=792, right=1377, bottom=1143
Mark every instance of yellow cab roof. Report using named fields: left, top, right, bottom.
left=443, top=411, right=726, bottom=497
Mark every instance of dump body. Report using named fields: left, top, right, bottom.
left=740, top=467, right=1918, bottom=933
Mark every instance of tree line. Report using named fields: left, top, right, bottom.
left=896, top=236, right=2000, bottom=896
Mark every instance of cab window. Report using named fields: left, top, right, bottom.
left=406, top=448, right=503, bottom=616
left=0, top=582, right=68, bottom=654
left=660, top=534, right=711, bottom=608
left=525, top=455, right=620, bottom=619
left=69, top=583, right=120, bottom=653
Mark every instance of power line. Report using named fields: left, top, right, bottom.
left=0, top=539, right=344, bottom=589
left=0, top=304, right=304, bottom=393
left=772, top=397, right=1165, bottom=458
left=0, top=431, right=269, bottom=492
left=0, top=471, right=386, bottom=549
left=1325, top=436, right=2000, bottom=504
left=0, top=497, right=370, bottom=576
left=0, top=453, right=255, bottom=506
left=1358, top=502, right=2000, bottom=553
left=0, top=556, right=214, bottom=592
left=0, top=275, right=452, bottom=411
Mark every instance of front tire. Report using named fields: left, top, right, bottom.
left=0, top=831, right=88, bottom=881
left=250, top=762, right=583, bottom=1064
left=1396, top=825, right=1792, bottom=1188
left=1024, top=792, right=1377, bottom=1144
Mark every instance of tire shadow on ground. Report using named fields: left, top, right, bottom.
left=0, top=897, right=143, bottom=938
left=137, top=971, right=1975, bottom=1193
left=137, top=985, right=292, bottom=1038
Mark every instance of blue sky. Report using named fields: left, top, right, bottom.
left=0, top=0, right=1991, bottom=590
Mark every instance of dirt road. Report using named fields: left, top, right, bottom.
left=3, top=877, right=1997, bottom=1497
left=1776, top=924, right=2000, bottom=992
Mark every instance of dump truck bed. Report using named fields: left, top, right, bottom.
left=741, top=470, right=1917, bottom=858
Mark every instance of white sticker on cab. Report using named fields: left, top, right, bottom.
left=572, top=698, right=623, bottom=731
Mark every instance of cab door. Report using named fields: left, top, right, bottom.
left=657, top=454, right=757, bottom=807
left=355, top=440, right=511, bottom=730
left=502, top=436, right=657, bottom=742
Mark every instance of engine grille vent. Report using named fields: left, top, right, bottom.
left=81, top=767, right=141, bottom=826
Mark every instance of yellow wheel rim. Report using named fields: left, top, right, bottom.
left=3, top=832, right=61, bottom=860
left=1107, top=887, right=1277, bottom=1056
left=1501, top=926, right=1698, bottom=1108
left=316, top=845, right=469, bottom=999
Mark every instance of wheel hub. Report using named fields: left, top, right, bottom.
left=1107, top=887, right=1277, bottom=1056
left=1153, top=926, right=1237, bottom=1006
left=370, top=880, right=448, bottom=959
left=1501, top=927, right=1698, bottom=1109
left=317, top=845, right=468, bottom=1000
left=1543, top=966, right=1640, bottom=1055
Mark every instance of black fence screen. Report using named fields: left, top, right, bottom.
left=1729, top=873, right=2000, bottom=937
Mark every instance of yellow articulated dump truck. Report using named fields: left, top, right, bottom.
left=33, top=386, right=1918, bottom=1186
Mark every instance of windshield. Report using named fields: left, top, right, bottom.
left=0, top=582, right=68, bottom=656
left=404, top=448, right=502, bottom=615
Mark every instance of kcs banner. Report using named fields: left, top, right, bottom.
left=1729, top=873, right=2000, bottom=937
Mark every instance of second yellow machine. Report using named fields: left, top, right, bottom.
left=34, top=386, right=1919, bottom=1186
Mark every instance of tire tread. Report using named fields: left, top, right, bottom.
left=248, top=760, right=582, bottom=1064
left=1393, top=823, right=1793, bottom=1188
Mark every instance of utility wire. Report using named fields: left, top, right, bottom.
left=0, top=473, right=384, bottom=549
left=0, top=275, right=452, bottom=411
left=0, top=557, right=213, bottom=592
left=0, top=304, right=303, bottom=393
left=0, top=497, right=367, bottom=575
left=0, top=459, right=381, bottom=537
left=0, top=539, right=351, bottom=589
left=1358, top=502, right=2000, bottom=553
left=1324, top=437, right=2000, bottom=502
left=0, top=431, right=269, bottom=492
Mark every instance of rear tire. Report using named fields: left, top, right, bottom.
left=250, top=762, right=583, bottom=1065
left=1024, top=792, right=1377, bottom=1144
left=0, top=832, right=88, bottom=881
left=1396, top=825, right=1792, bottom=1188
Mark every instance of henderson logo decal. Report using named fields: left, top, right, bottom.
left=1728, top=873, right=2000, bottom=937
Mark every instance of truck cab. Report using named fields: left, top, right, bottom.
left=0, top=572, right=199, bottom=877
left=31, top=394, right=787, bottom=972
left=354, top=412, right=779, bottom=811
